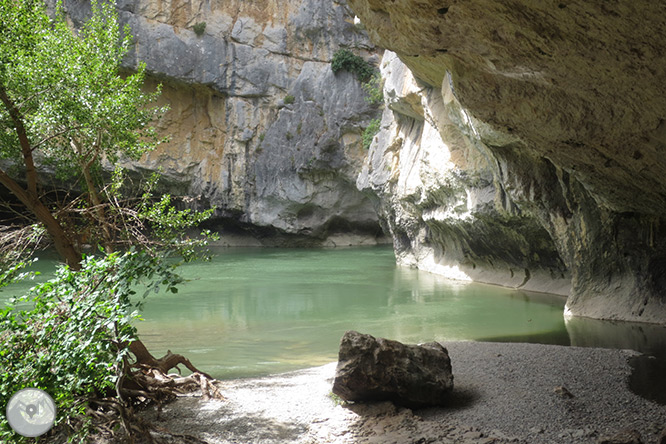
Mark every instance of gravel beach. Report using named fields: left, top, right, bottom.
left=141, top=341, right=666, bottom=443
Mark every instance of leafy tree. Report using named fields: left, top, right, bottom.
left=0, top=0, right=166, bottom=264
left=0, top=0, right=219, bottom=441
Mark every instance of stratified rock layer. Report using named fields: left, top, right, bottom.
left=332, top=330, right=454, bottom=408
left=62, top=0, right=384, bottom=245
left=350, top=0, right=666, bottom=323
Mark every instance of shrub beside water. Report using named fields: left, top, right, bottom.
left=0, top=252, right=182, bottom=441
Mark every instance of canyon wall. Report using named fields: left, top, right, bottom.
left=64, top=0, right=385, bottom=246
left=357, top=51, right=570, bottom=296
left=350, top=0, right=666, bottom=323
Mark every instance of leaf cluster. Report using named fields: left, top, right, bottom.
left=0, top=250, right=182, bottom=442
left=136, top=171, right=219, bottom=262
left=362, top=118, right=381, bottom=150
left=362, top=72, right=384, bottom=106
left=192, top=22, right=206, bottom=36
left=331, top=49, right=375, bottom=83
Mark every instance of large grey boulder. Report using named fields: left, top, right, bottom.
left=332, top=331, right=454, bottom=408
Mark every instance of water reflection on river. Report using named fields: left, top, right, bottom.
left=3, top=246, right=666, bottom=381
left=136, top=246, right=568, bottom=379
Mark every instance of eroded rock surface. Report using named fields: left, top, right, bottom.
left=332, top=330, right=454, bottom=408
left=358, top=51, right=571, bottom=295
left=350, top=0, right=666, bottom=323
left=61, top=0, right=385, bottom=245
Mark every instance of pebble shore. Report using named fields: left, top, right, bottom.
left=141, top=342, right=666, bottom=444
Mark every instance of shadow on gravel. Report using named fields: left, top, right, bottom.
left=439, top=386, right=480, bottom=410
left=340, top=386, right=480, bottom=417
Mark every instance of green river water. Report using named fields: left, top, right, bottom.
left=137, top=246, right=570, bottom=379
left=5, top=246, right=666, bottom=386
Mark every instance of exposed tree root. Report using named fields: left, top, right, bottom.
left=79, top=339, right=224, bottom=443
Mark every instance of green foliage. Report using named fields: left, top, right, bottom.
left=0, top=258, right=33, bottom=290
left=0, top=0, right=174, bottom=257
left=362, top=72, right=384, bottom=106
left=0, top=251, right=182, bottom=442
left=138, top=172, right=219, bottom=262
left=0, top=0, right=164, bottom=176
left=193, top=22, right=206, bottom=36
left=362, top=118, right=381, bottom=150
left=0, top=1, right=219, bottom=440
left=283, top=94, right=295, bottom=105
left=328, top=391, right=345, bottom=406
left=286, top=131, right=293, bottom=141
left=331, top=49, right=374, bottom=83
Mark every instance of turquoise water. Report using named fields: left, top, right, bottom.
left=133, top=246, right=567, bottom=379
left=2, top=246, right=569, bottom=379
left=6, top=245, right=666, bottom=403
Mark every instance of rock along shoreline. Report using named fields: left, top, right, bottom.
left=139, top=341, right=666, bottom=444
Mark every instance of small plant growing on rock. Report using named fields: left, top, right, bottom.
left=362, top=118, right=381, bottom=150
left=331, top=48, right=374, bottom=83
left=328, top=391, right=345, bottom=406
left=193, top=22, right=206, bottom=36
left=284, top=94, right=295, bottom=105
left=362, top=72, right=384, bottom=106
left=286, top=131, right=293, bottom=141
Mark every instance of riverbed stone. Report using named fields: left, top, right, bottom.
left=332, top=330, right=454, bottom=408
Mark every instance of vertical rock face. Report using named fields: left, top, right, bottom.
left=63, top=0, right=385, bottom=245
left=358, top=52, right=571, bottom=295
left=350, top=0, right=666, bottom=324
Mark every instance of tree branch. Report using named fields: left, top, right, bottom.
left=0, top=86, right=39, bottom=197
left=32, top=124, right=87, bottom=151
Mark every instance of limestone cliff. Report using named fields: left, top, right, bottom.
left=358, top=52, right=570, bottom=296
left=63, top=0, right=385, bottom=246
left=351, top=0, right=666, bottom=324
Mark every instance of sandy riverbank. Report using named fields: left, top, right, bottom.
left=140, top=342, right=666, bottom=444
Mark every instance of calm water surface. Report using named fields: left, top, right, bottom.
left=5, top=245, right=666, bottom=401
left=133, top=246, right=568, bottom=379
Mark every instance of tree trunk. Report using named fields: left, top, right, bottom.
left=0, top=169, right=81, bottom=269
left=0, top=86, right=82, bottom=268
left=77, top=143, right=114, bottom=253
